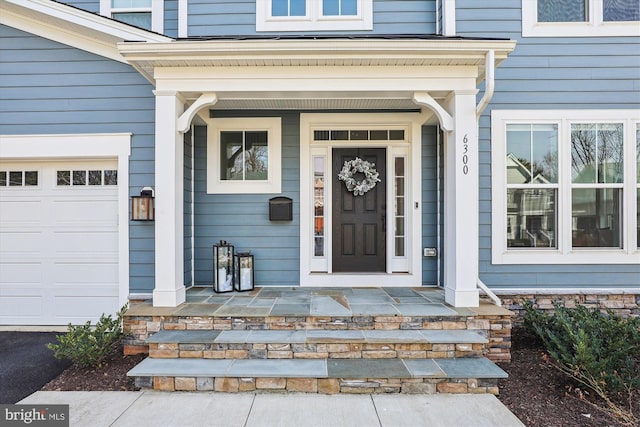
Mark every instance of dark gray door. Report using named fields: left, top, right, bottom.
left=332, top=148, right=386, bottom=272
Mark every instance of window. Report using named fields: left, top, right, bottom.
left=57, top=169, right=118, bottom=186
left=0, top=170, right=38, bottom=187
left=100, top=0, right=163, bottom=32
left=206, top=118, right=282, bottom=194
left=256, top=0, right=372, bottom=32
left=492, top=110, right=639, bottom=264
left=522, top=0, right=640, bottom=37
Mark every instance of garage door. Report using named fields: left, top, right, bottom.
left=0, top=160, right=120, bottom=325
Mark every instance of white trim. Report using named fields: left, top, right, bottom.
left=442, top=0, right=456, bottom=36
left=299, top=113, right=423, bottom=287
left=205, top=117, right=282, bottom=195
left=522, top=0, right=640, bottom=37
left=178, top=0, right=187, bottom=37
left=256, top=0, right=373, bottom=32
left=0, top=133, right=131, bottom=309
left=100, top=0, right=164, bottom=33
left=491, top=109, right=640, bottom=265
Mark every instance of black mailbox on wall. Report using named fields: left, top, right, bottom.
left=269, top=197, right=293, bottom=221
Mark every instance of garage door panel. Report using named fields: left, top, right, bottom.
left=0, top=200, right=43, bottom=227
left=54, top=231, right=118, bottom=255
left=53, top=283, right=119, bottom=297
left=0, top=263, right=43, bottom=283
left=53, top=263, right=119, bottom=283
left=0, top=296, right=44, bottom=321
left=53, top=199, right=118, bottom=228
left=53, top=296, right=119, bottom=322
left=0, top=231, right=44, bottom=255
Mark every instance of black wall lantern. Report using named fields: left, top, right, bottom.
left=234, top=252, right=254, bottom=292
left=131, top=187, right=155, bottom=221
left=213, top=240, right=234, bottom=293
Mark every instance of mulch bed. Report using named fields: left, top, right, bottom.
left=42, top=332, right=638, bottom=426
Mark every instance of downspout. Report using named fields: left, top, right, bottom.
left=475, top=49, right=502, bottom=306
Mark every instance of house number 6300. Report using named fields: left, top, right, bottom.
left=462, top=134, right=469, bottom=175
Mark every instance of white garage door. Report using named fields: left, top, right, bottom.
left=0, top=160, right=120, bottom=325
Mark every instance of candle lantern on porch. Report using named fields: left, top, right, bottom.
left=234, top=252, right=254, bottom=292
left=213, top=240, right=234, bottom=293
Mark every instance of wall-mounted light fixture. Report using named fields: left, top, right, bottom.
left=131, top=187, right=155, bottom=221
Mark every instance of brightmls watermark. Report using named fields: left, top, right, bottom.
left=0, top=405, right=68, bottom=426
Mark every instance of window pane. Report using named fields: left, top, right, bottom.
left=604, top=0, right=640, bottom=21
left=636, top=124, right=640, bottom=181
left=323, top=0, right=339, bottom=15
left=89, top=170, right=102, bottom=185
left=370, top=130, right=388, bottom=140
left=506, top=124, right=558, bottom=184
left=104, top=170, right=118, bottom=185
left=112, top=12, right=152, bottom=30
left=331, top=130, right=349, bottom=140
left=389, top=130, right=405, bottom=140
left=57, top=170, right=70, bottom=186
left=572, top=188, right=622, bottom=248
left=73, top=170, right=86, bottom=185
left=244, top=131, right=268, bottom=180
left=507, top=189, right=557, bottom=248
left=221, top=131, right=244, bottom=180
left=341, top=0, right=357, bottom=15
left=273, top=0, right=305, bottom=16
left=313, top=157, right=325, bottom=257
left=9, top=171, right=22, bottom=186
left=0, top=171, right=6, bottom=186
left=538, top=0, right=587, bottom=22
left=350, top=130, right=368, bottom=140
left=314, top=130, right=330, bottom=141
left=112, top=0, right=151, bottom=7
left=571, top=123, right=624, bottom=184
left=637, top=189, right=640, bottom=248
left=24, top=171, right=38, bottom=186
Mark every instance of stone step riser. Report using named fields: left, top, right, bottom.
left=148, top=342, right=485, bottom=360
left=134, top=376, right=500, bottom=395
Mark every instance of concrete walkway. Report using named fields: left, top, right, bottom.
left=20, top=391, right=525, bottom=427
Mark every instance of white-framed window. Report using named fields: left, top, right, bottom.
left=100, top=0, right=164, bottom=32
left=491, top=110, right=640, bottom=264
left=206, top=117, right=282, bottom=194
left=256, top=0, right=373, bottom=32
left=522, top=0, right=640, bottom=37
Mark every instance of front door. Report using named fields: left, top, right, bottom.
left=332, top=148, right=386, bottom=272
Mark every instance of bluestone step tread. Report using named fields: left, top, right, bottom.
left=128, top=357, right=506, bottom=379
left=145, top=329, right=487, bottom=345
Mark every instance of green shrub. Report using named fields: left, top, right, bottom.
left=523, top=301, right=640, bottom=395
left=47, top=305, right=128, bottom=368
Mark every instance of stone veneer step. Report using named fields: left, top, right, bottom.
left=146, top=329, right=489, bottom=345
left=127, top=357, right=507, bottom=394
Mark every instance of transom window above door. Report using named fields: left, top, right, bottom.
left=256, top=0, right=373, bottom=32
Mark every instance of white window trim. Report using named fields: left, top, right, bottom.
left=256, top=0, right=373, bottom=32
left=100, top=0, right=164, bottom=33
left=206, top=117, right=282, bottom=194
left=0, top=133, right=131, bottom=307
left=522, top=0, right=640, bottom=37
left=491, top=110, right=640, bottom=265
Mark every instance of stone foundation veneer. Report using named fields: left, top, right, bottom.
left=135, top=375, right=500, bottom=395
left=498, top=293, right=640, bottom=327
left=124, top=313, right=512, bottom=362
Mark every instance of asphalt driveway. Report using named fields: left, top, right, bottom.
left=0, top=331, right=71, bottom=404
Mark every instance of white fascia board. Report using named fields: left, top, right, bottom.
left=1, top=0, right=170, bottom=63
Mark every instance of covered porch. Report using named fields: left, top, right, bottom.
left=119, top=36, right=516, bottom=309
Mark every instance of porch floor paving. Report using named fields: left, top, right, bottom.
left=127, top=286, right=512, bottom=318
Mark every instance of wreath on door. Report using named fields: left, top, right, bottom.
left=338, top=157, right=381, bottom=196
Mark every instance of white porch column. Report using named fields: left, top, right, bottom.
left=152, top=90, right=186, bottom=307
left=443, top=90, right=480, bottom=307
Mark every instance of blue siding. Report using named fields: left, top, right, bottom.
left=421, top=126, right=438, bottom=285
left=455, top=1, right=640, bottom=290
left=188, top=0, right=436, bottom=37
left=58, top=1, right=99, bottom=14
left=165, top=0, right=179, bottom=38
left=0, top=25, right=157, bottom=294
left=193, top=112, right=300, bottom=287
